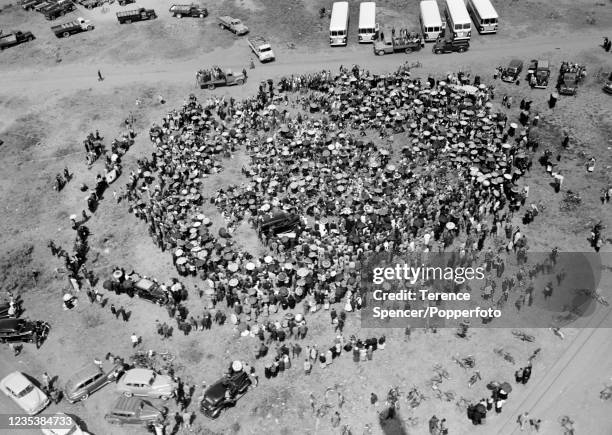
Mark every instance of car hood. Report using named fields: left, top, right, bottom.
left=20, top=388, right=48, bottom=414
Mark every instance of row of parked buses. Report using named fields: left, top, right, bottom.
left=329, top=0, right=498, bottom=46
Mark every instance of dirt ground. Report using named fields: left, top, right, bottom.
left=0, top=0, right=611, bottom=434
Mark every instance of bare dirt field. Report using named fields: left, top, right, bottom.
left=0, top=0, right=611, bottom=434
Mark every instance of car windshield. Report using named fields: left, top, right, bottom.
left=260, top=47, right=271, bottom=52
left=17, top=384, right=34, bottom=397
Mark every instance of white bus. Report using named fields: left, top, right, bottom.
left=444, top=0, right=471, bottom=40
left=358, top=2, right=378, bottom=43
left=419, top=0, right=443, bottom=42
left=466, top=0, right=498, bottom=33
left=329, top=1, right=349, bottom=46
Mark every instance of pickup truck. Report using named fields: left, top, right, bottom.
left=116, top=8, right=157, bottom=24
left=0, top=31, right=35, bottom=50
left=196, top=67, right=246, bottom=89
left=247, top=35, right=275, bottom=62
left=556, top=61, right=585, bottom=96
left=217, top=15, right=248, bottom=35
left=169, top=4, right=208, bottom=18
left=51, top=17, right=94, bottom=38
left=432, top=37, right=469, bottom=54
left=43, top=2, right=76, bottom=20
left=527, top=59, right=550, bottom=89
left=373, top=31, right=423, bottom=55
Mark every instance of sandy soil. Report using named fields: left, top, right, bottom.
left=1, top=0, right=612, bottom=434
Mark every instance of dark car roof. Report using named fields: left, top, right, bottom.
left=0, top=318, right=26, bottom=330
left=204, top=379, right=227, bottom=403
left=508, top=59, right=523, bottom=68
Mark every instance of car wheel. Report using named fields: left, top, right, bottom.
left=123, top=391, right=133, bottom=397
left=160, top=395, right=169, bottom=400
left=208, top=84, right=215, bottom=90
left=199, top=13, right=204, bottom=18
left=405, top=47, right=412, bottom=53
left=458, top=47, right=466, bottom=53
left=434, top=49, right=442, bottom=54
left=376, top=50, right=384, bottom=56
left=177, top=13, right=182, bottom=18
left=125, top=19, right=131, bottom=24
left=82, top=393, right=89, bottom=400
left=63, top=31, right=70, bottom=38
left=218, top=23, right=224, bottom=28
left=236, top=79, right=244, bottom=85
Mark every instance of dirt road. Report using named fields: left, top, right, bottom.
left=0, top=29, right=606, bottom=94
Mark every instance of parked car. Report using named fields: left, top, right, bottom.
left=116, top=8, right=157, bottom=24
left=134, top=277, right=169, bottom=305
left=259, top=212, right=300, bottom=236
left=41, top=413, right=89, bottom=435
left=0, top=31, right=35, bottom=51
left=0, top=372, right=50, bottom=415
left=105, top=396, right=167, bottom=425
left=604, top=82, right=612, bottom=95
left=200, top=371, right=251, bottom=419
left=64, top=362, right=125, bottom=403
left=373, top=30, right=423, bottom=55
left=557, top=61, right=585, bottom=96
left=117, top=0, right=135, bottom=5
left=21, top=0, right=45, bottom=10
left=432, top=37, right=469, bottom=54
left=217, top=15, right=248, bottom=35
left=527, top=59, right=550, bottom=89
left=116, top=368, right=176, bottom=400
left=501, top=59, right=523, bottom=82
left=81, top=0, right=102, bottom=9
left=169, top=4, right=208, bottom=18
left=196, top=67, right=246, bottom=89
left=51, top=17, right=94, bottom=38
left=43, top=2, right=76, bottom=21
left=247, top=35, right=275, bottom=62
left=0, top=318, right=49, bottom=344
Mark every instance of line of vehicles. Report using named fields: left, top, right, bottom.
left=500, top=58, right=587, bottom=95
left=329, top=0, right=498, bottom=47
left=1, top=362, right=251, bottom=428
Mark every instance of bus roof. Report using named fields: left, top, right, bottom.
left=330, top=1, right=349, bottom=32
left=420, top=0, right=442, bottom=27
left=445, top=0, right=470, bottom=24
left=469, top=0, right=498, bottom=19
left=359, top=2, right=376, bottom=29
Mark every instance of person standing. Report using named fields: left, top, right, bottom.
left=429, top=415, right=440, bottom=434
left=517, top=412, right=529, bottom=430
left=130, top=333, right=140, bottom=348
left=42, top=372, right=51, bottom=392
left=522, top=364, right=532, bottom=384
left=97, top=70, right=104, bottom=81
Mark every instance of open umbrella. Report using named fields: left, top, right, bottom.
left=500, top=382, right=513, bottom=393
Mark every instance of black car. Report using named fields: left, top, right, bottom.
left=0, top=318, right=49, bottom=345
left=134, top=278, right=169, bottom=305
left=200, top=371, right=251, bottom=419
left=259, top=212, right=300, bottom=236
left=501, top=59, right=523, bottom=83
left=433, top=37, right=469, bottom=54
